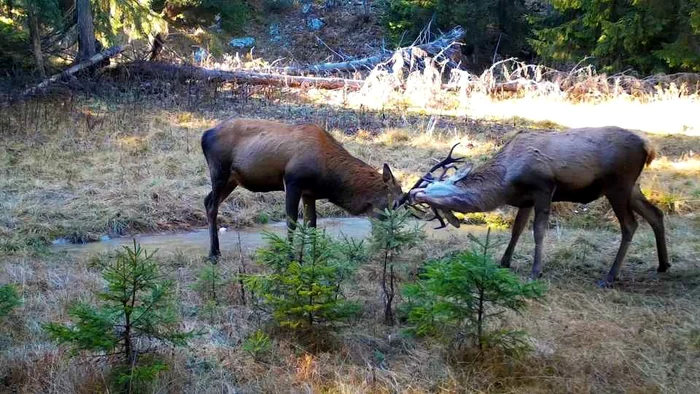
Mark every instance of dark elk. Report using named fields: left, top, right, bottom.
left=201, top=118, right=404, bottom=260
left=407, top=126, right=670, bottom=286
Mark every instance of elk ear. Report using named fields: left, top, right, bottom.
left=382, top=163, right=395, bottom=184
left=444, top=163, right=472, bottom=185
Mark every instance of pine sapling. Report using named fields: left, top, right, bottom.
left=243, top=224, right=360, bottom=330
left=192, top=264, right=226, bottom=322
left=0, top=284, right=21, bottom=320
left=402, top=229, right=546, bottom=355
left=44, top=241, right=198, bottom=391
left=369, top=204, right=423, bottom=325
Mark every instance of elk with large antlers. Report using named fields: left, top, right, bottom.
left=201, top=118, right=404, bottom=260
left=408, top=126, right=670, bottom=286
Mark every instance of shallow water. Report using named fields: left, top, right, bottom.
left=51, top=217, right=489, bottom=257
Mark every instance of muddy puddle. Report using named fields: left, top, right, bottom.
left=51, top=217, right=489, bottom=258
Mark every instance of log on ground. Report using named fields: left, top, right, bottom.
left=20, top=45, right=125, bottom=98
left=119, top=61, right=365, bottom=90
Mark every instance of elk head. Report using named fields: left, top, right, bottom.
left=400, top=143, right=471, bottom=229
left=369, top=163, right=405, bottom=217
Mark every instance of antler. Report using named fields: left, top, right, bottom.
left=427, top=207, right=449, bottom=229
left=396, top=142, right=465, bottom=207
left=394, top=143, right=468, bottom=229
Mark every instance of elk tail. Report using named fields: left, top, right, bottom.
left=201, top=127, right=217, bottom=164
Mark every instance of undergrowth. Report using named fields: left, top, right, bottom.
left=402, top=229, right=546, bottom=356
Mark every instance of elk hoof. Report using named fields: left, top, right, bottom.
left=527, top=272, right=542, bottom=282
left=207, top=254, right=220, bottom=264
left=597, top=279, right=614, bottom=289
left=657, top=264, right=670, bottom=273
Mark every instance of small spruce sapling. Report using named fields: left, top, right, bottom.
left=242, top=329, right=272, bottom=361
left=402, top=229, right=546, bottom=354
left=243, top=224, right=360, bottom=330
left=369, top=204, right=423, bottom=325
left=0, top=284, right=21, bottom=320
left=337, top=234, right=369, bottom=266
left=44, top=241, right=198, bottom=392
left=192, top=264, right=226, bottom=322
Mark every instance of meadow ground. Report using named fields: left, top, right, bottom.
left=1, top=81, right=699, bottom=393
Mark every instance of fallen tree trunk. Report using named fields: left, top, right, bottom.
left=276, top=53, right=388, bottom=75
left=20, top=45, right=125, bottom=98
left=120, top=61, right=365, bottom=90
left=274, top=26, right=466, bottom=75
left=120, top=60, right=530, bottom=93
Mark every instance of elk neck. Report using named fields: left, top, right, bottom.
left=321, top=147, right=388, bottom=215
left=451, top=160, right=508, bottom=212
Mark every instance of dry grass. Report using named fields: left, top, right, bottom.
left=1, top=83, right=699, bottom=393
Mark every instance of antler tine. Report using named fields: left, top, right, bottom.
left=407, top=207, right=427, bottom=219
left=444, top=142, right=462, bottom=161
left=436, top=163, right=457, bottom=181
left=427, top=207, right=448, bottom=229
left=406, top=201, right=450, bottom=230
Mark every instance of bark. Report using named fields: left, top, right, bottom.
left=76, top=0, right=96, bottom=62
left=20, top=45, right=125, bottom=98
left=27, top=6, right=46, bottom=77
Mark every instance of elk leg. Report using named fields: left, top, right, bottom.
left=501, top=206, right=533, bottom=268
left=205, top=179, right=237, bottom=261
left=630, top=186, right=670, bottom=272
left=531, top=202, right=551, bottom=280
left=302, top=195, right=317, bottom=227
left=284, top=180, right=303, bottom=238
left=604, top=191, right=639, bottom=285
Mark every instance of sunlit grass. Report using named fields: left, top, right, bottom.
left=459, top=95, right=700, bottom=136
left=304, top=60, right=700, bottom=137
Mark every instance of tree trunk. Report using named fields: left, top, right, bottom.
left=385, top=264, right=395, bottom=325
left=148, top=33, right=165, bottom=61
left=76, top=0, right=96, bottom=62
left=27, top=6, right=46, bottom=77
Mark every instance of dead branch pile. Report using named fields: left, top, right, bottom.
left=15, top=22, right=699, bottom=104
left=445, top=59, right=700, bottom=100
left=271, top=26, right=466, bottom=76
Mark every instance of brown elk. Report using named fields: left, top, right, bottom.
left=201, top=118, right=404, bottom=259
left=408, top=126, right=670, bottom=286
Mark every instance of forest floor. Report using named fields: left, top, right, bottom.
left=1, top=80, right=700, bottom=393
